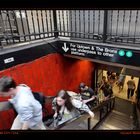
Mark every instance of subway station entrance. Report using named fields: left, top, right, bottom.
left=0, top=10, right=140, bottom=131
left=0, top=37, right=140, bottom=130
left=59, top=51, right=140, bottom=130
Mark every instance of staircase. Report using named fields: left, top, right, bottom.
left=95, top=97, right=135, bottom=130
left=96, top=110, right=133, bottom=130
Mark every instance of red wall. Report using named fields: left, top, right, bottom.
left=0, top=53, right=94, bottom=129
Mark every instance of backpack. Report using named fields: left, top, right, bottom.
left=19, top=84, right=45, bottom=108
left=32, top=92, right=45, bottom=108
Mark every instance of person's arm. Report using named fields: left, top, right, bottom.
left=133, top=82, right=136, bottom=90
left=52, top=98, right=58, bottom=118
left=67, top=91, right=82, bottom=101
left=71, top=99, right=94, bottom=118
left=99, top=82, right=104, bottom=90
left=82, top=88, right=96, bottom=103
left=104, top=95, right=110, bottom=101
left=82, top=96, right=95, bottom=104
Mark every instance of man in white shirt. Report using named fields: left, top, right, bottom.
left=0, top=76, right=46, bottom=130
left=127, top=76, right=136, bottom=99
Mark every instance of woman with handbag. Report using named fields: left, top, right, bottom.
left=52, top=90, right=95, bottom=127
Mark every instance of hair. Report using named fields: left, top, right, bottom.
left=56, top=90, right=74, bottom=112
left=0, top=76, right=17, bottom=92
left=79, top=82, right=86, bottom=89
left=131, top=76, right=134, bottom=79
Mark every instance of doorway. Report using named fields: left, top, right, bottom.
left=93, top=64, right=140, bottom=103
left=102, top=70, right=139, bottom=103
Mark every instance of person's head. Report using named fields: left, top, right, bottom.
left=131, top=76, right=134, bottom=80
left=0, top=76, right=17, bottom=97
left=79, top=82, right=88, bottom=92
left=56, top=90, right=74, bottom=112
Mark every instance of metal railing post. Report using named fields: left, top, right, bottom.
left=99, top=108, right=102, bottom=120
left=87, top=117, right=91, bottom=130
left=103, top=10, right=108, bottom=43
left=112, top=97, right=115, bottom=109
left=53, top=10, right=59, bottom=38
left=109, top=102, right=112, bottom=111
left=106, top=103, right=109, bottom=113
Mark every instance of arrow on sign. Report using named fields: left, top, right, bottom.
left=62, top=43, right=69, bottom=52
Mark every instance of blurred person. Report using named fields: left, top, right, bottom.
left=99, top=76, right=107, bottom=91
left=107, top=71, right=112, bottom=81
left=127, top=76, right=136, bottom=100
left=0, top=76, right=46, bottom=130
left=79, top=82, right=97, bottom=108
left=52, top=90, right=94, bottom=126
left=116, top=68, right=126, bottom=93
left=102, top=82, right=113, bottom=101
left=109, top=72, right=116, bottom=84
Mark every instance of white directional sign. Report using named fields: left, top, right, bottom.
left=62, top=43, right=69, bottom=52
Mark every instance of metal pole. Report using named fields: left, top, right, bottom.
left=53, top=10, right=58, bottom=38
left=112, top=98, right=115, bottom=109
left=87, top=118, right=91, bottom=130
left=106, top=104, right=108, bottom=113
left=110, top=101, right=112, bottom=111
left=100, top=109, right=102, bottom=120
left=103, top=10, right=108, bottom=43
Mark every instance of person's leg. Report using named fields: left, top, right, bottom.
left=118, top=84, right=121, bottom=92
left=131, top=89, right=135, bottom=97
left=31, top=121, right=47, bottom=130
left=119, top=82, right=123, bottom=92
left=127, top=88, right=130, bottom=99
left=37, top=122, right=47, bottom=130
left=11, top=115, right=23, bottom=130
